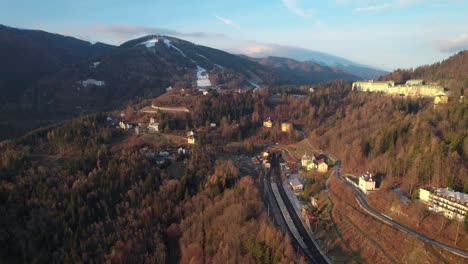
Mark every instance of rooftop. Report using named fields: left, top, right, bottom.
left=360, top=171, right=373, bottom=181
left=435, top=187, right=468, bottom=203
left=290, top=178, right=302, bottom=187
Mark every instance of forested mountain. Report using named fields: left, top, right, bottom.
left=0, top=24, right=115, bottom=105
left=247, top=56, right=358, bottom=82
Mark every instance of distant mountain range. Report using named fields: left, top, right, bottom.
left=234, top=43, right=387, bottom=80
left=0, top=24, right=390, bottom=139
left=0, top=25, right=376, bottom=111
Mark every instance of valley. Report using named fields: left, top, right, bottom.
left=0, top=21, right=467, bottom=264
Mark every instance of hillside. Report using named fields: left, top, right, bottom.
left=247, top=56, right=358, bottom=82
left=0, top=115, right=300, bottom=263
left=0, top=24, right=115, bottom=105
left=378, top=50, right=468, bottom=95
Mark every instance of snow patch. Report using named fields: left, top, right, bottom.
left=247, top=80, right=260, bottom=90
left=196, top=66, right=211, bottom=87
left=196, top=53, right=208, bottom=60
left=140, top=38, right=159, bottom=48
left=92, top=61, right=101, bottom=68
left=163, top=39, right=187, bottom=57
left=214, top=64, right=224, bottom=69
left=79, top=79, right=105, bottom=87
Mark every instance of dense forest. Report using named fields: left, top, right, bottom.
left=0, top=115, right=300, bottom=263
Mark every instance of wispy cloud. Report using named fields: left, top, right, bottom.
left=352, top=0, right=460, bottom=13
left=214, top=15, right=240, bottom=29
left=88, top=24, right=225, bottom=40
left=352, top=3, right=392, bottom=12
left=282, top=0, right=309, bottom=17
left=435, top=33, right=468, bottom=52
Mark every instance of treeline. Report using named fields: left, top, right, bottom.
left=0, top=114, right=298, bottom=263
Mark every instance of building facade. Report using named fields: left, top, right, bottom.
left=358, top=171, right=376, bottom=194
left=419, top=187, right=467, bottom=221
left=317, top=159, right=328, bottom=173
left=352, top=79, right=445, bottom=98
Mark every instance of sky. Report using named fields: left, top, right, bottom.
left=0, top=0, right=467, bottom=70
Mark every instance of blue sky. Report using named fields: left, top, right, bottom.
left=1, top=0, right=467, bottom=70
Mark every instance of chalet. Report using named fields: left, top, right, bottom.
left=289, top=178, right=303, bottom=192
left=358, top=171, right=376, bottom=193
left=317, top=159, right=328, bottom=173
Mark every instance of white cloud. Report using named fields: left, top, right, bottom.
left=282, top=0, right=306, bottom=17
left=435, top=33, right=468, bottom=52
left=214, top=15, right=240, bottom=29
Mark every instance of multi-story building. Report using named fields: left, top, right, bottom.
left=352, top=79, right=446, bottom=98
left=358, top=171, right=376, bottom=194
left=419, top=187, right=468, bottom=221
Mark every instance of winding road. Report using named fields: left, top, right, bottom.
left=333, top=160, right=468, bottom=259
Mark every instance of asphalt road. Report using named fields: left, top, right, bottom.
left=333, top=161, right=468, bottom=259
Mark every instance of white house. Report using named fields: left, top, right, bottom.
left=358, top=171, right=376, bottom=194
left=317, top=159, right=328, bottom=173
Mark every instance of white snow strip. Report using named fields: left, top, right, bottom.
left=80, top=79, right=105, bottom=87
left=92, top=61, right=101, bottom=68
left=247, top=80, right=260, bottom=89
left=140, top=38, right=159, bottom=48
left=196, top=53, right=208, bottom=60
left=196, top=66, right=211, bottom=87
left=163, top=39, right=187, bottom=58
left=215, top=64, right=224, bottom=69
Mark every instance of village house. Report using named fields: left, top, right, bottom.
left=119, top=121, right=133, bottom=130
left=187, top=130, right=196, bottom=144
left=317, top=159, right=328, bottom=173
left=263, top=118, right=273, bottom=128
left=289, top=178, right=304, bottom=192
left=419, top=187, right=467, bottom=221
left=148, top=117, right=159, bottom=133
left=301, top=153, right=313, bottom=167
left=301, top=153, right=318, bottom=171
left=358, top=171, right=376, bottom=194
left=281, top=122, right=293, bottom=133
